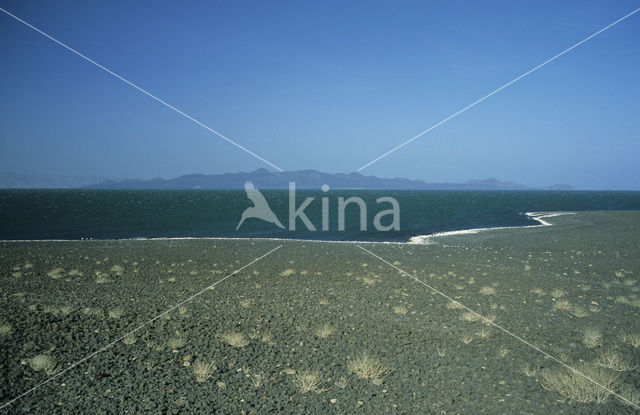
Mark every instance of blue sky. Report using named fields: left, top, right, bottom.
left=1, top=0, right=639, bottom=189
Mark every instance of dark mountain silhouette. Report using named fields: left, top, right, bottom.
left=83, top=169, right=573, bottom=190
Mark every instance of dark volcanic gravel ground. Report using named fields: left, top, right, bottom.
left=1, top=211, right=639, bottom=413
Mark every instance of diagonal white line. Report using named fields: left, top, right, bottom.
left=356, top=244, right=639, bottom=409
left=0, top=244, right=283, bottom=410
left=0, top=7, right=284, bottom=172
left=355, top=7, right=640, bottom=172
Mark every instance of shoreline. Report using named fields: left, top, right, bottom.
left=407, top=211, right=574, bottom=244
left=0, top=211, right=573, bottom=245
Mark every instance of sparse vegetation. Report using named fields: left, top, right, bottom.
left=617, top=384, right=640, bottom=408
left=221, top=331, right=249, bottom=348
left=459, top=311, right=480, bottom=322
left=108, top=307, right=123, bottom=319
left=47, top=268, right=64, bottom=279
left=460, top=333, right=474, bottom=344
left=620, top=333, right=640, bottom=348
left=480, top=286, right=496, bottom=295
left=476, top=328, right=492, bottom=338
left=540, top=363, right=618, bottom=403
left=498, top=347, right=510, bottom=358
left=522, top=364, right=537, bottom=377
left=123, top=333, right=137, bottom=345
left=82, top=307, right=103, bottom=317
left=280, top=269, right=295, bottom=277
left=582, top=328, right=602, bottom=348
left=28, top=354, right=58, bottom=375
left=446, top=300, right=463, bottom=310
left=570, top=306, right=589, bottom=318
left=168, top=334, right=186, bottom=350
left=0, top=322, right=13, bottom=337
left=110, top=264, right=124, bottom=275
left=594, top=351, right=634, bottom=371
left=361, top=276, right=376, bottom=285
left=192, top=360, right=217, bottom=382
left=393, top=305, right=408, bottom=315
left=553, top=300, right=571, bottom=311
left=95, top=271, right=110, bottom=284
left=481, top=313, right=497, bottom=326
left=348, top=353, right=390, bottom=380
left=334, top=377, right=348, bottom=388
left=293, top=370, right=324, bottom=393
left=315, top=324, right=335, bottom=338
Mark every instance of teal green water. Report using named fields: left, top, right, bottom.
left=0, top=190, right=639, bottom=241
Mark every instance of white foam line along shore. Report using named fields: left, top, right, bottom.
left=356, top=244, right=639, bottom=409
left=0, top=245, right=283, bottom=410
left=408, top=212, right=574, bottom=244
left=0, top=7, right=283, bottom=172
left=355, top=7, right=640, bottom=172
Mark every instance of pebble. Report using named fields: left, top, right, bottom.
left=283, top=369, right=296, bottom=375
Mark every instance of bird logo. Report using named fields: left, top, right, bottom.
left=236, top=181, right=285, bottom=230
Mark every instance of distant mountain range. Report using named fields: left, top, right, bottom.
left=64, top=169, right=572, bottom=190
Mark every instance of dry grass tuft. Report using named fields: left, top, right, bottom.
left=192, top=360, right=217, bottom=382
left=0, top=322, right=13, bottom=337
left=582, top=328, right=602, bottom=348
left=361, top=276, right=376, bottom=286
left=280, top=269, right=295, bottom=277
left=168, top=334, right=186, bottom=350
left=393, top=306, right=408, bottom=315
left=620, top=333, right=640, bottom=348
left=479, top=286, right=496, bottom=295
left=82, top=307, right=103, bottom=317
left=617, top=384, right=640, bottom=408
left=594, top=351, right=634, bottom=371
left=293, top=370, right=324, bottom=393
left=553, top=300, right=571, bottom=311
left=221, top=331, right=249, bottom=348
left=460, top=333, right=474, bottom=344
left=459, top=311, right=480, bottom=322
left=315, top=324, right=335, bottom=339
left=123, top=333, right=137, bottom=345
left=110, top=264, right=124, bottom=275
left=47, top=268, right=64, bottom=279
left=475, top=328, right=492, bottom=338
left=540, top=363, right=618, bottom=403
left=551, top=289, right=565, bottom=298
left=446, top=300, right=463, bottom=310
left=347, top=353, right=390, bottom=380
left=522, top=364, right=537, bottom=377
left=497, top=347, right=510, bottom=358
left=108, top=307, right=123, bottom=319
left=95, top=271, right=110, bottom=284
left=28, top=354, right=58, bottom=375
left=570, top=305, right=589, bottom=318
